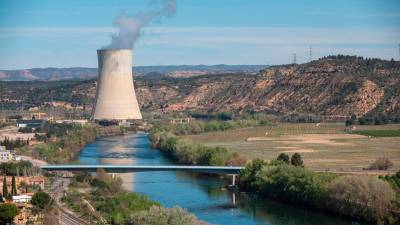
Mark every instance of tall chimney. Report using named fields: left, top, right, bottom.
left=92, top=49, right=142, bottom=120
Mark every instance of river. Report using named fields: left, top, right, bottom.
left=78, top=132, right=361, bottom=225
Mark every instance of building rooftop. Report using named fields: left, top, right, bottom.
left=16, top=120, right=44, bottom=124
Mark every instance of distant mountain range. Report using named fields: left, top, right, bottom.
left=0, top=64, right=266, bottom=81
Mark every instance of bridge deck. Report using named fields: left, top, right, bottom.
left=41, top=165, right=244, bottom=174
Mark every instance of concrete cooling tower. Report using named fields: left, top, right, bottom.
left=92, top=49, right=142, bottom=120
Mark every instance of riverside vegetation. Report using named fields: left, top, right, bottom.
left=62, top=170, right=207, bottom=225
left=149, top=120, right=400, bottom=224
left=17, top=122, right=127, bottom=163
left=148, top=118, right=265, bottom=166
left=239, top=157, right=400, bottom=224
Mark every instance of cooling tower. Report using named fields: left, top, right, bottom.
left=92, top=49, right=142, bottom=120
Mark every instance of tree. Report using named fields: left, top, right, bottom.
left=276, top=153, right=290, bottom=164
left=2, top=176, right=8, bottom=200
left=96, top=168, right=107, bottom=181
left=345, top=114, right=357, bottom=127
left=238, top=159, right=267, bottom=191
left=31, top=191, right=53, bottom=210
left=132, top=206, right=207, bottom=225
left=291, top=153, right=303, bottom=167
left=368, top=157, right=393, bottom=170
left=11, top=175, right=17, bottom=196
left=0, top=203, right=19, bottom=224
left=328, top=176, right=395, bottom=222
left=19, top=181, right=28, bottom=194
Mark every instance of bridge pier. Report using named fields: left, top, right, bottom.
left=228, top=174, right=237, bottom=187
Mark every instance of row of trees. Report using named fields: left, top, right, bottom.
left=0, top=161, right=38, bottom=176
left=1, top=175, right=17, bottom=201
left=276, top=153, right=303, bottom=166
left=150, top=131, right=246, bottom=166
left=346, top=114, right=400, bottom=126
left=0, top=137, right=29, bottom=150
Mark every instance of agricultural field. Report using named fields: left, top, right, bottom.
left=186, top=123, right=400, bottom=172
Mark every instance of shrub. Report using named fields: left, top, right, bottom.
left=368, top=157, right=394, bottom=170
left=276, top=153, right=290, bottom=164
left=290, top=153, right=303, bottom=166
left=31, top=191, right=53, bottom=210
left=238, top=159, right=267, bottom=191
left=256, top=164, right=332, bottom=208
left=328, top=176, right=395, bottom=222
left=226, top=153, right=247, bottom=166
left=0, top=203, right=19, bottom=224
left=380, top=170, right=400, bottom=191
left=197, top=146, right=230, bottom=166
left=96, top=193, right=158, bottom=225
left=152, top=132, right=238, bottom=166
left=131, top=206, right=208, bottom=225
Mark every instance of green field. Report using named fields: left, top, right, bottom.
left=348, top=129, right=400, bottom=137
left=186, top=123, right=400, bottom=172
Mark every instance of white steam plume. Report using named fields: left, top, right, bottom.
left=104, top=0, right=176, bottom=49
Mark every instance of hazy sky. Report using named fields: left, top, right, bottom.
left=0, top=0, right=399, bottom=69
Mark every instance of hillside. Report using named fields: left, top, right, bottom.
left=1, top=56, right=399, bottom=119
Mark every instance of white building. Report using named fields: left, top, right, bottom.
left=13, top=195, right=32, bottom=203
left=0, top=146, right=17, bottom=162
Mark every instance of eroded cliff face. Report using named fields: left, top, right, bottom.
left=134, top=56, right=400, bottom=117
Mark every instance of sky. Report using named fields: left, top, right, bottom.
left=0, top=0, right=399, bottom=69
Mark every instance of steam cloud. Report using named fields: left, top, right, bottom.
left=104, top=0, right=176, bottom=49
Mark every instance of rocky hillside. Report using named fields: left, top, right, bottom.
left=1, top=56, right=399, bottom=118
left=135, top=56, right=400, bottom=118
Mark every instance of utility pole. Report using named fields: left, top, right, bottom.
left=293, top=53, right=297, bottom=64
left=309, top=45, right=313, bottom=62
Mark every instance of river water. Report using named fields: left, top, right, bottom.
left=78, top=133, right=360, bottom=225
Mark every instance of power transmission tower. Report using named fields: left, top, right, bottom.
left=293, top=53, right=297, bottom=64
left=309, top=45, right=313, bottom=62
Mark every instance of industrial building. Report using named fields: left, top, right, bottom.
left=92, top=49, right=142, bottom=121
left=16, top=119, right=45, bottom=129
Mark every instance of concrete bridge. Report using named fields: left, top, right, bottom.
left=41, top=165, right=244, bottom=186
left=41, top=165, right=243, bottom=174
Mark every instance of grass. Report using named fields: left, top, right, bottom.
left=348, top=130, right=400, bottom=137
left=185, top=123, right=400, bottom=172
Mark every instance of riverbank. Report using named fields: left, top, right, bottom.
left=61, top=170, right=208, bottom=225
left=17, top=123, right=126, bottom=163
left=240, top=160, right=400, bottom=224
left=149, top=123, right=400, bottom=224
